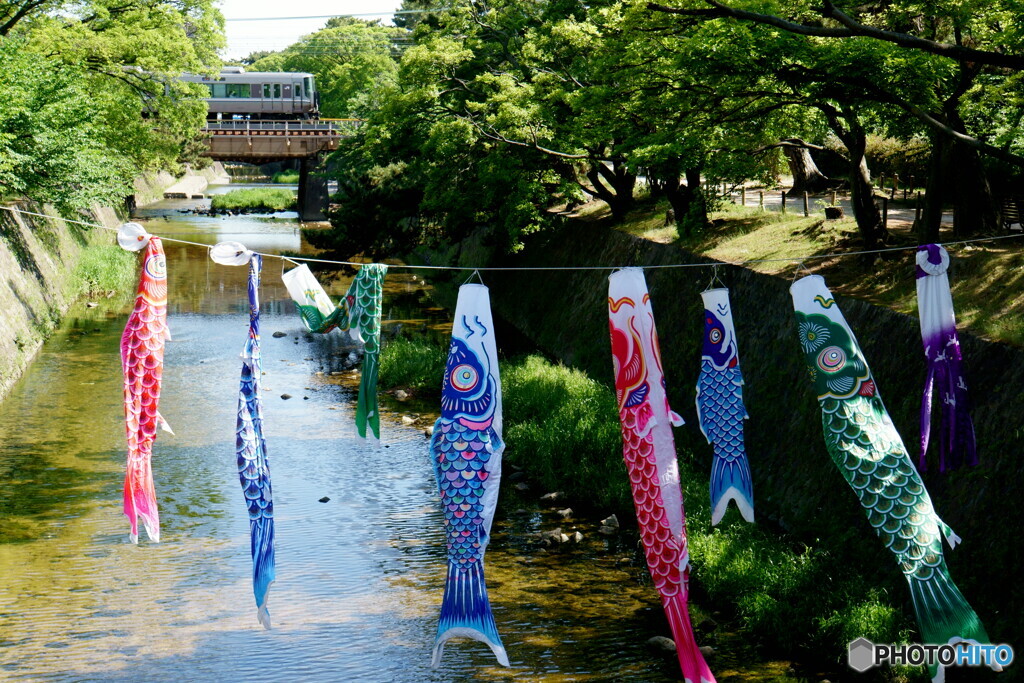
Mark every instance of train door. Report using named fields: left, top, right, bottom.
left=283, top=83, right=293, bottom=116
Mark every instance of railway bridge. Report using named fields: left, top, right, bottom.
left=199, top=120, right=361, bottom=220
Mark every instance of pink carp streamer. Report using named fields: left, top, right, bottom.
left=121, top=236, right=171, bottom=543
left=608, top=268, right=715, bottom=683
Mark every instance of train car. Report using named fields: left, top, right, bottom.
left=180, top=67, right=319, bottom=120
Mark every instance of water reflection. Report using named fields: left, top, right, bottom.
left=0, top=187, right=731, bottom=682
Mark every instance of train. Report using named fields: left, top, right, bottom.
left=180, top=67, right=320, bottom=120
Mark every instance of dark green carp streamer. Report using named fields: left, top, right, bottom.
left=282, top=262, right=388, bottom=439
left=790, top=275, right=991, bottom=682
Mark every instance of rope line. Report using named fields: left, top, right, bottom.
left=2, top=204, right=1021, bottom=273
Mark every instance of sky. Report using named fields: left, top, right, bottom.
left=218, top=0, right=405, bottom=59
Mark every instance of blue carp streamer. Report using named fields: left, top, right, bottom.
left=237, top=254, right=276, bottom=629
left=429, top=284, right=508, bottom=668
left=695, top=288, right=754, bottom=525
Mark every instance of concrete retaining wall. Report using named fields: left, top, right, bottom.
left=424, top=221, right=1024, bottom=654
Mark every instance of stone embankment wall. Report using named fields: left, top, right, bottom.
left=425, top=221, right=1023, bottom=653
left=0, top=204, right=121, bottom=399
left=0, top=163, right=227, bottom=400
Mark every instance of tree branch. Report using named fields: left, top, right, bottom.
left=648, top=0, right=1024, bottom=71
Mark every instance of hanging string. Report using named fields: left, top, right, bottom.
left=2, top=205, right=1022, bottom=273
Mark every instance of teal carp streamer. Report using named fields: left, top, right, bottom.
left=282, top=263, right=388, bottom=439
left=791, top=275, right=992, bottom=681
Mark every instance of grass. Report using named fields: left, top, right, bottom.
left=271, top=170, right=300, bottom=184
left=210, top=187, right=296, bottom=213
left=72, top=243, right=136, bottom=297
left=609, top=195, right=1024, bottom=347
left=377, top=335, right=448, bottom=394
left=377, top=335, right=920, bottom=680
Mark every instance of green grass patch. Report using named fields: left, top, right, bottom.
left=271, top=170, right=300, bottom=184
left=611, top=195, right=1024, bottom=347
left=378, top=336, right=919, bottom=677
left=502, top=354, right=630, bottom=512
left=210, top=187, right=296, bottom=212
left=378, top=335, right=448, bottom=394
left=72, top=243, right=136, bottom=298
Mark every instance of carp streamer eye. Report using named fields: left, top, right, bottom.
left=708, top=328, right=722, bottom=344
left=145, top=254, right=167, bottom=280
left=817, top=346, right=846, bottom=373
left=450, top=364, right=479, bottom=391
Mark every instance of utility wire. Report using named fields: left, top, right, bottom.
left=225, top=8, right=454, bottom=22
left=2, top=204, right=1022, bottom=272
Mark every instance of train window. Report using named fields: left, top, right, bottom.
left=226, top=84, right=249, bottom=98
left=283, top=84, right=292, bottom=98
left=295, top=84, right=302, bottom=97
left=304, top=77, right=313, bottom=97
left=209, top=83, right=227, bottom=98
left=273, top=84, right=281, bottom=98
left=262, top=84, right=270, bottom=98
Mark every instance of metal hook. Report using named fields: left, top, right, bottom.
left=792, top=261, right=811, bottom=282
left=462, top=269, right=484, bottom=285
left=704, top=264, right=727, bottom=291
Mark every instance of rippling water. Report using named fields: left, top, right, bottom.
left=0, top=187, right=769, bottom=682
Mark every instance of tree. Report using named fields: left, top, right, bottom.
left=0, top=40, right=134, bottom=210
left=649, top=0, right=1024, bottom=238
left=252, top=18, right=404, bottom=119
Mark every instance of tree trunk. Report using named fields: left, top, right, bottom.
left=917, top=133, right=947, bottom=243
left=582, top=161, right=636, bottom=221
left=783, top=141, right=830, bottom=195
left=917, top=112, right=999, bottom=240
left=664, top=167, right=708, bottom=236
left=822, top=107, right=887, bottom=249
left=947, top=115, right=999, bottom=236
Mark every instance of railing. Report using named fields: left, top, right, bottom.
left=202, top=119, right=365, bottom=134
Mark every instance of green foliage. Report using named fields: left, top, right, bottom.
left=72, top=243, right=136, bottom=297
left=270, top=170, right=300, bottom=184
left=502, top=354, right=629, bottom=512
left=864, top=135, right=930, bottom=184
left=0, top=41, right=134, bottom=211
left=0, top=0, right=223, bottom=211
left=210, top=188, right=296, bottom=212
left=378, top=335, right=447, bottom=393
left=251, top=19, right=402, bottom=119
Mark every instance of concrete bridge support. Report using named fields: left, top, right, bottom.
left=297, top=155, right=328, bottom=221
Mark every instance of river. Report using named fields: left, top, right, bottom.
left=0, top=185, right=784, bottom=682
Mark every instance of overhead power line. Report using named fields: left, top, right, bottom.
left=225, top=8, right=454, bottom=22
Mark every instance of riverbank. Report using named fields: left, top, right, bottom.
left=378, top=338, right=916, bottom=681
left=401, top=208, right=1023, bottom=680
left=0, top=204, right=135, bottom=400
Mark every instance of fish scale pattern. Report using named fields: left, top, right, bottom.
left=822, top=395, right=945, bottom=581
left=432, top=420, right=497, bottom=569
left=619, top=404, right=684, bottom=598
left=793, top=279, right=989, bottom=677
left=236, top=254, right=275, bottom=629
left=697, top=361, right=754, bottom=524
left=121, top=237, right=169, bottom=544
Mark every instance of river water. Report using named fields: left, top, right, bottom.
left=0, top=186, right=778, bottom=682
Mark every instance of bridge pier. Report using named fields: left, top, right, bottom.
left=297, top=155, right=328, bottom=222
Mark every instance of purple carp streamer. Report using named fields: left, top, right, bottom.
left=121, top=234, right=171, bottom=544
left=608, top=268, right=715, bottom=683
left=237, top=254, right=276, bottom=629
left=916, top=245, right=977, bottom=472
left=695, top=288, right=754, bottom=525
left=792, top=275, right=992, bottom=681
left=429, top=284, right=508, bottom=668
